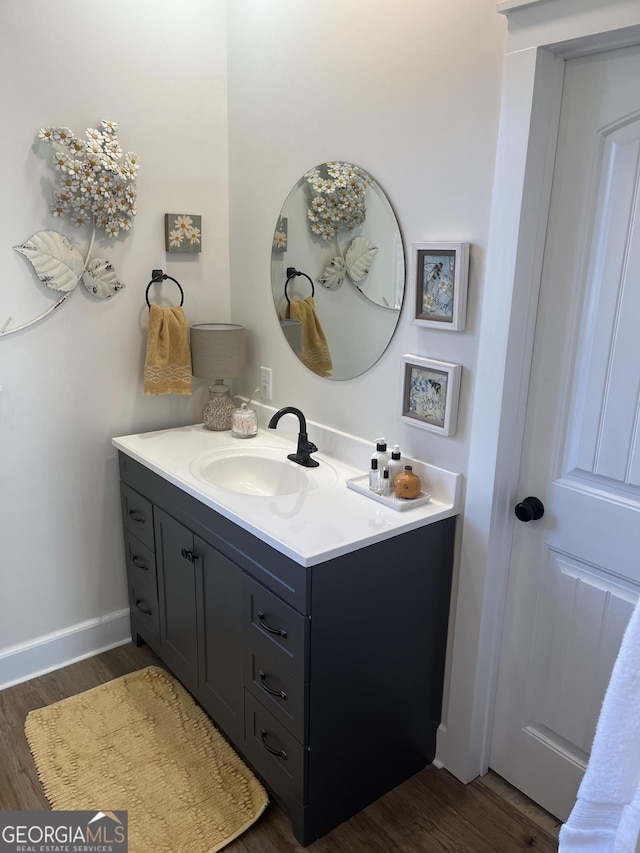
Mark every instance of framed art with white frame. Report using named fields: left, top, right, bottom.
left=410, top=241, right=469, bottom=330
left=400, top=354, right=461, bottom=436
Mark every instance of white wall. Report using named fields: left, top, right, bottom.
left=227, top=1, right=506, bottom=477
left=0, top=0, right=229, bottom=684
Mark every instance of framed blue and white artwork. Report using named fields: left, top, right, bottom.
left=400, top=354, right=461, bottom=436
left=410, top=242, right=469, bottom=330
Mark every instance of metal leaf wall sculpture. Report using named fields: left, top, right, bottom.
left=2, top=119, right=139, bottom=337
left=317, top=236, right=379, bottom=290
left=14, top=231, right=85, bottom=293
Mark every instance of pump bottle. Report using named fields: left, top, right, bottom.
left=387, top=445, right=403, bottom=486
left=371, top=438, right=390, bottom=471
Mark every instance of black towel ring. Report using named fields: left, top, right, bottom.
left=284, top=267, right=314, bottom=304
left=145, top=270, right=184, bottom=307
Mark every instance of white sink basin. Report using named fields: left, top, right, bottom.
left=189, top=446, right=337, bottom=497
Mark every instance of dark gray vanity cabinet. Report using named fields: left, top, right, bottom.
left=154, top=508, right=199, bottom=693
left=118, top=451, right=456, bottom=846
left=121, top=483, right=160, bottom=643
left=195, top=537, right=245, bottom=748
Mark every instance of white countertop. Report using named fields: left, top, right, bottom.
left=113, top=421, right=461, bottom=567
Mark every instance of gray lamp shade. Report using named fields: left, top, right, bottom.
left=190, top=324, right=246, bottom=380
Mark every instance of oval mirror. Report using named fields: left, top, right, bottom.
left=271, top=162, right=405, bottom=380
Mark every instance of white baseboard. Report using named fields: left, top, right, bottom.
left=434, top=723, right=448, bottom=771
left=0, top=609, right=132, bottom=691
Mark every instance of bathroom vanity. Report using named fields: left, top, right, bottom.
left=113, top=421, right=460, bottom=845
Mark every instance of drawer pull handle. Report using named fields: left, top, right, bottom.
left=181, top=548, right=196, bottom=563
left=259, top=670, right=287, bottom=700
left=259, top=729, right=287, bottom=760
left=132, top=556, right=149, bottom=571
left=257, top=611, right=287, bottom=638
left=128, top=510, right=146, bottom=524
left=135, top=598, right=153, bottom=616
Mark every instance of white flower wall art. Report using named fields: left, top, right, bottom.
left=164, top=214, right=201, bottom=253
left=305, top=162, right=378, bottom=291
left=2, top=120, right=140, bottom=337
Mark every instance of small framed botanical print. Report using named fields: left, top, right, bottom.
left=410, top=242, right=469, bottom=330
left=165, top=214, right=202, bottom=253
left=400, top=354, right=462, bottom=436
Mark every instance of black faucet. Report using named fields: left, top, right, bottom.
left=268, top=407, right=319, bottom=467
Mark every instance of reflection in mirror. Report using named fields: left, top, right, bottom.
left=271, top=162, right=405, bottom=380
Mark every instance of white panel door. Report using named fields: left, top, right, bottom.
left=490, top=45, right=640, bottom=821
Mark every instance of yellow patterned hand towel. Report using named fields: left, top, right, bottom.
left=143, top=305, right=192, bottom=395
left=287, top=296, right=333, bottom=378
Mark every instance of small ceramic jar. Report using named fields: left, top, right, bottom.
left=394, top=465, right=421, bottom=499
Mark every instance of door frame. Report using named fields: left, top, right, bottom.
left=438, top=0, right=640, bottom=783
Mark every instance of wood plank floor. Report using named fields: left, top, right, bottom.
left=0, top=643, right=560, bottom=852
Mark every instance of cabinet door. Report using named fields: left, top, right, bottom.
left=155, top=508, right=199, bottom=691
left=196, top=537, right=244, bottom=747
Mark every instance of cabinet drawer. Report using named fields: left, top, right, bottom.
left=244, top=692, right=307, bottom=805
left=244, top=575, right=309, bottom=681
left=245, top=646, right=308, bottom=744
left=121, top=483, right=155, bottom=551
left=130, top=582, right=160, bottom=640
left=123, top=531, right=157, bottom=599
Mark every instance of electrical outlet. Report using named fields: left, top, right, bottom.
left=260, top=366, right=273, bottom=401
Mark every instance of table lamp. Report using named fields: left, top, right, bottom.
left=190, top=323, right=246, bottom=430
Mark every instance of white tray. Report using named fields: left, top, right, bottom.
left=346, top=475, right=431, bottom=511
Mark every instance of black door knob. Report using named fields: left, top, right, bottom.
left=514, top=496, right=544, bottom=522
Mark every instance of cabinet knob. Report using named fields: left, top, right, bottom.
left=514, top=496, right=545, bottom=522
left=132, top=555, right=149, bottom=571
left=128, top=510, right=146, bottom=523
left=180, top=548, right=196, bottom=563
left=135, top=598, right=152, bottom=616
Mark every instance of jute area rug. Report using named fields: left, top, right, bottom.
left=24, top=665, right=268, bottom=853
